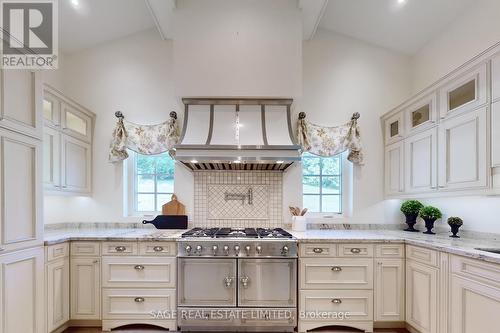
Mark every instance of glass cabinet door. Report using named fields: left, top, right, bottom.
left=448, top=79, right=476, bottom=111
left=62, top=103, right=92, bottom=141
left=43, top=92, right=60, bottom=126
left=406, top=93, right=437, bottom=133
left=385, top=112, right=404, bottom=144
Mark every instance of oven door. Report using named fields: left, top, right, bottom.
left=178, top=258, right=237, bottom=307
left=238, top=258, right=297, bottom=307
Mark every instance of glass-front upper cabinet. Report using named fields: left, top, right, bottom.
left=405, top=93, right=437, bottom=133
left=438, top=62, right=487, bottom=119
left=43, top=91, right=60, bottom=127
left=61, top=103, right=92, bottom=142
left=384, top=111, right=404, bottom=145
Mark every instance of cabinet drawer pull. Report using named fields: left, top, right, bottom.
left=331, top=298, right=342, bottom=304
left=331, top=266, right=342, bottom=272
left=115, top=246, right=126, bottom=252
left=350, top=248, right=361, bottom=254
left=312, top=248, right=324, bottom=254
left=134, top=265, right=145, bottom=271
left=153, top=246, right=164, bottom=252
left=134, top=297, right=145, bottom=303
left=93, top=260, right=99, bottom=264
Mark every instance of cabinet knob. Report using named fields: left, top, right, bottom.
left=331, top=266, right=342, bottom=272
left=134, top=265, right=145, bottom=271
left=312, top=248, right=323, bottom=254
left=350, top=248, right=361, bottom=254
left=153, top=246, right=164, bottom=252
left=115, top=246, right=126, bottom=252
left=331, top=298, right=342, bottom=304
left=134, top=297, right=145, bottom=303
left=93, top=260, right=99, bottom=264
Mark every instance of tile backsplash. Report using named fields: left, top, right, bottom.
left=194, top=171, right=283, bottom=228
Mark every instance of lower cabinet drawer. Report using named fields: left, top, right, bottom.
left=102, top=257, right=176, bottom=288
left=102, top=288, right=175, bottom=319
left=299, top=290, right=373, bottom=321
left=300, top=258, right=373, bottom=290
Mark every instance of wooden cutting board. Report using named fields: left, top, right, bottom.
left=162, top=194, right=186, bottom=215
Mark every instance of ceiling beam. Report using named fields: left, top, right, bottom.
left=299, top=0, right=329, bottom=40
left=145, top=0, right=176, bottom=40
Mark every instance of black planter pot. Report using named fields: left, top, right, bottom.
left=404, top=214, right=419, bottom=232
left=423, top=218, right=437, bottom=234
left=450, top=225, right=462, bottom=238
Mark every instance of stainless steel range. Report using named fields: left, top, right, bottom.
left=177, top=227, right=298, bottom=332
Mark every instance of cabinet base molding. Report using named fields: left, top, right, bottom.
left=298, top=321, right=373, bottom=333
left=373, top=321, right=406, bottom=329
left=67, top=319, right=102, bottom=327
left=102, top=319, right=177, bottom=332
left=405, top=323, right=422, bottom=333
left=49, top=323, right=69, bottom=333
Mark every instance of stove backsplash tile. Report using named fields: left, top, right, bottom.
left=194, top=171, right=283, bottom=228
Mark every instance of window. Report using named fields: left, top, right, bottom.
left=302, top=152, right=342, bottom=214
left=133, top=152, right=175, bottom=213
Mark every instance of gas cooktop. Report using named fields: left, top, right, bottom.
left=181, top=227, right=293, bottom=239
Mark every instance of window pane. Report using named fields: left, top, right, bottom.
left=156, top=193, right=172, bottom=211
left=137, top=194, right=155, bottom=212
left=137, top=154, right=155, bottom=174
left=322, top=157, right=340, bottom=175
left=303, top=176, right=320, bottom=194
left=157, top=154, right=174, bottom=175
left=137, top=175, right=155, bottom=192
left=322, top=195, right=341, bottom=213
left=303, top=195, right=320, bottom=212
left=322, top=176, right=341, bottom=194
left=302, top=155, right=320, bottom=174
left=158, top=175, right=174, bottom=193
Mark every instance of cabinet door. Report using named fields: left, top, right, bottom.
left=0, top=70, right=42, bottom=138
left=61, top=103, right=92, bottom=142
left=492, top=53, right=500, bottom=103
left=0, top=247, right=45, bottom=333
left=385, top=141, right=404, bottom=196
left=384, top=112, right=404, bottom=145
left=405, top=93, right=437, bottom=134
left=43, top=126, right=61, bottom=190
left=47, top=257, right=70, bottom=332
left=43, top=91, right=61, bottom=127
left=492, top=101, right=500, bottom=167
left=438, top=107, right=488, bottom=190
left=450, top=275, right=500, bottom=333
left=61, top=135, right=91, bottom=193
left=375, top=259, right=405, bottom=322
left=0, top=129, right=43, bottom=252
left=405, top=128, right=438, bottom=193
left=438, top=63, right=487, bottom=119
left=406, top=260, right=438, bottom=333
left=70, top=257, right=101, bottom=320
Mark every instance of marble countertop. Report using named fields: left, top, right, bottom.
left=44, top=226, right=500, bottom=265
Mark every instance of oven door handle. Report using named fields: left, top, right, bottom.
left=240, top=276, right=250, bottom=288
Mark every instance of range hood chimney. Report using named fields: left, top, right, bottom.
left=173, top=98, right=301, bottom=171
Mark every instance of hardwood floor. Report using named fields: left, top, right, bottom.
left=63, top=327, right=411, bottom=333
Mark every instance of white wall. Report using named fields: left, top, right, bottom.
left=44, top=29, right=182, bottom=223
left=299, top=29, right=412, bottom=224
left=412, top=0, right=500, bottom=92
left=173, top=0, right=302, bottom=98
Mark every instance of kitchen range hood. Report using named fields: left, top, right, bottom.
left=173, top=98, right=301, bottom=171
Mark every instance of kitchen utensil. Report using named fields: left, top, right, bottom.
left=142, top=215, right=188, bottom=229
left=162, top=194, right=186, bottom=215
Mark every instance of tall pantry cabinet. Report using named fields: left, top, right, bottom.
left=0, top=69, right=45, bottom=333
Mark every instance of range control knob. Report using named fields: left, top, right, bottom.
left=195, top=245, right=203, bottom=254
left=212, top=245, right=218, bottom=255
left=244, top=245, right=251, bottom=256
left=234, top=245, right=241, bottom=255
left=281, top=245, right=289, bottom=256
left=255, top=245, right=263, bottom=255
left=223, top=245, right=230, bottom=256
left=185, top=245, right=192, bottom=254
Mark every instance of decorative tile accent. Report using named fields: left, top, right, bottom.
left=194, top=171, right=283, bottom=228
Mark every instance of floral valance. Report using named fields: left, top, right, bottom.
left=109, top=111, right=180, bottom=163
left=297, top=112, right=363, bottom=165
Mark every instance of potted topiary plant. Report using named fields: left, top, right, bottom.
left=447, top=217, right=463, bottom=238
left=419, top=206, right=442, bottom=235
left=400, top=200, right=424, bottom=232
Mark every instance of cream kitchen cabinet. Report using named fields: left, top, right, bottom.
left=0, top=127, right=43, bottom=253
left=0, top=69, right=43, bottom=139
left=492, top=101, right=500, bottom=167
left=0, top=247, right=45, bottom=333
left=374, top=244, right=405, bottom=322
left=406, top=254, right=438, bottom=333
left=437, top=107, right=488, bottom=191
left=385, top=141, right=404, bottom=196
left=70, top=256, right=101, bottom=320
left=46, top=244, right=70, bottom=333
left=43, top=85, right=94, bottom=195
left=404, top=127, right=438, bottom=193
left=492, top=52, right=500, bottom=102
